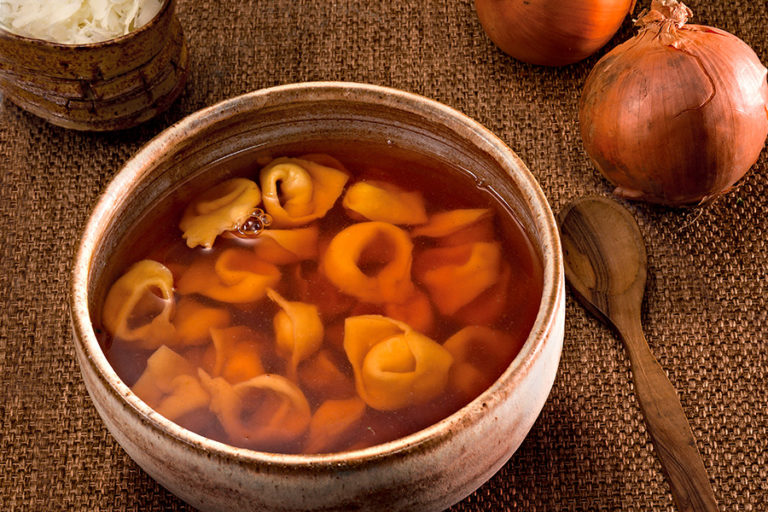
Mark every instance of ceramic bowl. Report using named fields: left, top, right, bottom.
left=0, top=0, right=187, bottom=131
left=70, top=82, right=565, bottom=511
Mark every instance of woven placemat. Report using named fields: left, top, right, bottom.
left=1, top=0, right=766, bottom=510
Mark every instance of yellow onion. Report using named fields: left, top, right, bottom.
left=475, top=0, right=637, bottom=66
left=580, top=0, right=768, bottom=206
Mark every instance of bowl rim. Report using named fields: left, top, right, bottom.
left=70, top=81, right=563, bottom=468
left=0, top=0, right=172, bottom=48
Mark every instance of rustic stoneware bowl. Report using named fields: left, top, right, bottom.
left=71, top=82, right=565, bottom=511
left=0, top=0, right=187, bottom=131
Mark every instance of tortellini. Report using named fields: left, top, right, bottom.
left=299, top=153, right=348, bottom=172
left=412, top=208, right=494, bottom=245
left=250, top=225, right=319, bottom=265
left=298, top=350, right=355, bottom=400
left=452, top=262, right=511, bottom=325
left=132, top=346, right=210, bottom=422
left=305, top=397, right=366, bottom=453
left=343, top=180, right=427, bottom=225
left=173, top=297, right=231, bottom=346
left=267, top=288, right=323, bottom=375
left=443, top=326, right=521, bottom=400
left=209, top=325, right=265, bottom=384
left=414, top=241, right=502, bottom=315
left=103, top=151, right=533, bottom=454
left=177, top=248, right=281, bottom=303
left=102, top=259, right=177, bottom=349
left=383, top=288, right=434, bottom=335
left=260, top=157, right=349, bottom=228
left=199, top=371, right=311, bottom=449
left=322, top=221, right=415, bottom=304
left=180, top=178, right=261, bottom=249
left=344, top=315, right=453, bottom=411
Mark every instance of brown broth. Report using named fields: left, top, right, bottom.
left=101, top=144, right=543, bottom=454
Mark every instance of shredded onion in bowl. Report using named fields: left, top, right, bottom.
left=0, top=0, right=163, bottom=44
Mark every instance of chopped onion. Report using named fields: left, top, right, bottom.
left=0, top=0, right=163, bottom=44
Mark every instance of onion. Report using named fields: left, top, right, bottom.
left=0, top=0, right=163, bottom=44
left=579, top=0, right=768, bottom=206
left=474, top=0, right=637, bottom=66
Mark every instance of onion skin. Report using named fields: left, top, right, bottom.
left=579, top=1, right=768, bottom=206
left=475, top=0, right=637, bottom=66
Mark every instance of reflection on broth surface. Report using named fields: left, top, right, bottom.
left=100, top=145, right=542, bottom=454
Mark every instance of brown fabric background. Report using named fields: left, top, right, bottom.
left=1, top=0, right=766, bottom=510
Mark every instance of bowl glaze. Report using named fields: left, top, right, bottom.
left=70, top=82, right=565, bottom=511
left=0, top=0, right=187, bottom=131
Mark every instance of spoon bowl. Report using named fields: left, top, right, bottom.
left=560, top=197, right=646, bottom=328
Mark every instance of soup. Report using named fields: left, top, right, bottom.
left=99, top=146, right=542, bottom=454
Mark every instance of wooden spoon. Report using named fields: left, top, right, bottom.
left=558, top=196, right=718, bottom=512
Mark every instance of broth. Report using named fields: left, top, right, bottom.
left=100, top=144, right=543, bottom=454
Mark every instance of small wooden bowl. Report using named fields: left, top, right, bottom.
left=0, top=0, right=188, bottom=131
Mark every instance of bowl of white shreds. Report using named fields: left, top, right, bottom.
left=0, top=0, right=188, bottom=130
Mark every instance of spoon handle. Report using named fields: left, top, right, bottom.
left=619, top=319, right=719, bottom=512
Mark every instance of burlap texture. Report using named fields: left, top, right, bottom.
left=1, top=0, right=766, bottom=510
